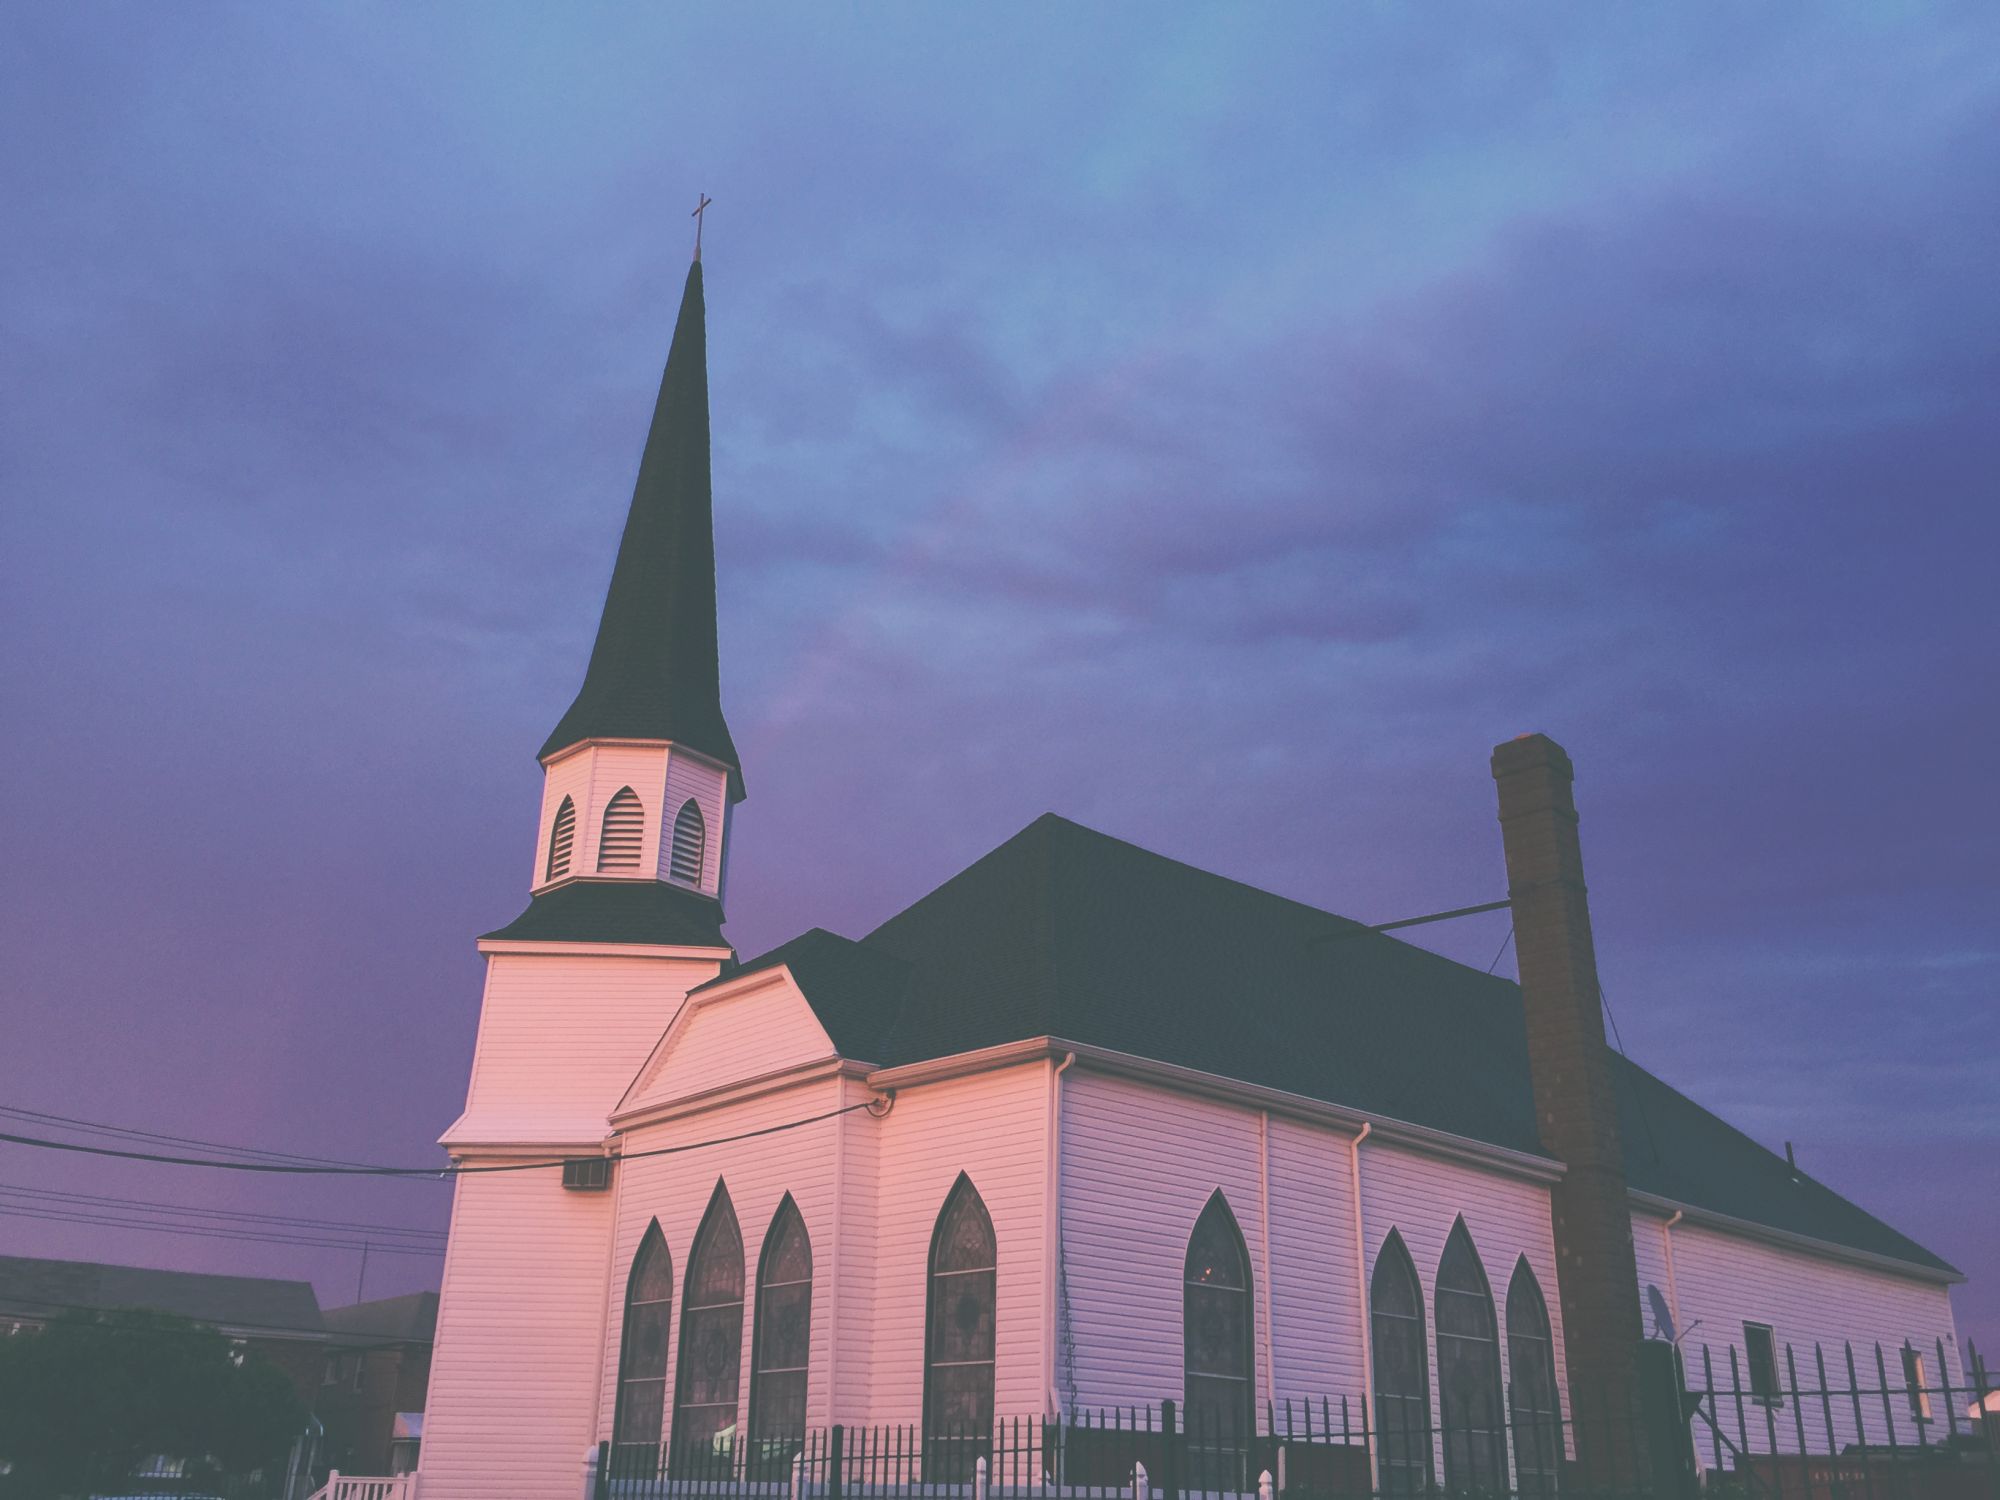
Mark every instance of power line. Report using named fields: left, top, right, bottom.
left=0, top=1183, right=447, bottom=1240
left=1599, top=982, right=1661, bottom=1166
left=0, top=1104, right=390, bottom=1169
left=1485, top=923, right=1516, bottom=975
left=0, top=1203, right=445, bottom=1257
left=0, top=1097, right=883, bottom=1178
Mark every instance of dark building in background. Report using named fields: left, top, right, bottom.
left=316, top=1291, right=437, bottom=1475
left=0, top=1252, right=328, bottom=1404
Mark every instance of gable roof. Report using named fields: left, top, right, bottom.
left=0, top=1253, right=325, bottom=1337
left=716, top=813, right=1955, bottom=1279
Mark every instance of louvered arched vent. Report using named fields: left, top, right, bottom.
left=545, top=795, right=577, bottom=881
left=598, top=788, right=644, bottom=871
left=670, top=799, right=706, bottom=885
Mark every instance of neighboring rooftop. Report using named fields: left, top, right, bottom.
left=0, top=1252, right=325, bottom=1336
left=323, top=1290, right=437, bottom=1345
left=710, top=812, right=1958, bottom=1280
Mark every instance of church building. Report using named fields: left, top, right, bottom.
left=417, top=258, right=1966, bottom=1500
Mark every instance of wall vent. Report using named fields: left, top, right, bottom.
left=669, top=799, right=706, bottom=885
left=597, top=788, right=644, bottom=870
left=545, top=796, right=576, bottom=881
left=561, top=1158, right=612, bottom=1191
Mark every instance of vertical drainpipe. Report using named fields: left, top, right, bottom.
left=1045, top=1051, right=1076, bottom=1418
left=1661, top=1210, right=1684, bottom=1342
left=1259, top=1111, right=1277, bottom=1409
left=1348, top=1123, right=1374, bottom=1478
left=587, top=1133, right=629, bottom=1448
left=828, top=1071, right=849, bottom=1423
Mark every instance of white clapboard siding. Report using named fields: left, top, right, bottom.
left=421, top=1164, right=618, bottom=1500
left=660, top=750, right=730, bottom=892
left=833, top=1076, right=882, bottom=1420
left=860, top=1062, right=1050, bottom=1423
left=596, top=1079, right=847, bottom=1445
left=1639, top=1212, right=1963, bottom=1458
left=452, top=953, right=722, bottom=1143
left=1267, top=1115, right=1366, bottom=1405
left=621, top=977, right=835, bottom=1116
left=1060, top=1069, right=1269, bottom=1410
left=1359, top=1135, right=1572, bottom=1480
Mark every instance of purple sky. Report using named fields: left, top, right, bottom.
left=2, top=6, right=1994, bottom=1362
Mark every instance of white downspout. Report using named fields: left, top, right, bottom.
left=1259, top=1110, right=1277, bottom=1408
left=1662, top=1209, right=1684, bottom=1341
left=1349, top=1123, right=1374, bottom=1471
left=1045, top=1052, right=1076, bottom=1418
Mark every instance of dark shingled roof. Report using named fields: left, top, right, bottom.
left=721, top=813, right=1956, bottom=1278
left=323, top=1290, right=437, bottom=1345
left=483, top=878, right=727, bottom=948
left=0, top=1253, right=325, bottom=1336
left=540, top=260, right=742, bottom=797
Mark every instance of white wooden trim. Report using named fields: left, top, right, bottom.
left=475, top=938, right=732, bottom=960
left=1628, top=1191, right=1962, bottom=1285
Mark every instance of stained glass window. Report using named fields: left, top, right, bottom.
left=748, top=1197, right=813, bottom=1473
left=1437, top=1220, right=1506, bottom=1493
left=1183, top=1194, right=1254, bottom=1448
left=924, top=1176, right=995, bottom=1480
left=1371, top=1231, right=1433, bottom=1494
left=1507, top=1259, right=1562, bottom=1498
left=672, top=1187, right=744, bottom=1474
left=612, top=1223, right=673, bottom=1479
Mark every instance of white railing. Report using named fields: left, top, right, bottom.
left=304, top=1472, right=418, bottom=1500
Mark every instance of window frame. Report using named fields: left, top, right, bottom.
left=1902, top=1346, right=1933, bottom=1422
left=611, top=1221, right=674, bottom=1479
left=670, top=798, right=707, bottom=885
left=598, top=786, right=645, bottom=872
left=546, top=795, right=577, bottom=881
left=1743, top=1322, right=1783, bottom=1407
left=746, top=1195, right=813, bottom=1474
left=1370, top=1229, right=1435, bottom=1494
left=922, top=1173, right=997, bottom=1481
left=671, top=1183, right=746, bottom=1476
left=1505, top=1257, right=1562, bottom=1499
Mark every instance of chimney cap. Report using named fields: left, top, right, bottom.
left=1491, top=732, right=1574, bottom=779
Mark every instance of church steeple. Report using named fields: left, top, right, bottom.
left=488, top=258, right=744, bottom=944
left=541, top=260, right=743, bottom=802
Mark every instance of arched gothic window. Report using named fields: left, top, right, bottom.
left=1183, top=1192, right=1254, bottom=1447
left=1437, top=1219, right=1507, bottom=1493
left=672, top=1185, right=744, bottom=1474
left=1507, top=1259, right=1562, bottom=1498
left=599, top=787, right=644, bottom=871
left=670, top=799, right=706, bottom=885
left=748, top=1197, right=812, bottom=1470
left=923, top=1175, right=995, bottom=1479
left=546, top=795, right=576, bottom=881
left=612, top=1222, right=672, bottom=1479
left=1371, top=1230, right=1433, bottom=1493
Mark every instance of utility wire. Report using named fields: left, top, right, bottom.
left=0, top=1097, right=883, bottom=1178
left=1599, top=981, right=1662, bottom=1166
left=0, top=1183, right=446, bottom=1240
left=1485, top=923, right=1516, bottom=975
left=0, top=1104, right=389, bottom=1169
left=0, top=1203, right=445, bottom=1256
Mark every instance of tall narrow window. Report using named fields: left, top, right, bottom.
left=599, top=787, right=644, bottom=870
left=1507, top=1259, right=1561, bottom=1498
left=748, top=1197, right=812, bottom=1474
left=924, top=1175, right=996, bottom=1480
left=612, top=1223, right=673, bottom=1480
left=670, top=799, right=706, bottom=885
left=672, top=1186, right=744, bottom=1474
left=546, top=795, right=576, bottom=880
left=1901, top=1346, right=1933, bottom=1423
left=1438, top=1219, right=1506, bottom=1493
left=1743, top=1323, right=1781, bottom=1406
left=1184, top=1191, right=1255, bottom=1465
left=1371, top=1231, right=1433, bottom=1494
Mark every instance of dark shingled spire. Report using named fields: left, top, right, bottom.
left=540, top=261, right=743, bottom=799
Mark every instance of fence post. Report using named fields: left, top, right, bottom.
left=792, top=1450, right=806, bottom=1500
left=328, top=1470, right=340, bottom=1500
left=1160, top=1399, right=1179, bottom=1500
left=1133, top=1460, right=1148, bottom=1500
left=974, top=1454, right=989, bottom=1500
left=828, top=1424, right=845, bottom=1500
left=1258, top=1469, right=1274, bottom=1500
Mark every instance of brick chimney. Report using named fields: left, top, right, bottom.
left=1492, top=733, right=1646, bottom=1478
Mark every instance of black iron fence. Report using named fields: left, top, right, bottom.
left=595, top=1340, right=1998, bottom=1500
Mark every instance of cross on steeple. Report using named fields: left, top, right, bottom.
left=692, top=193, right=713, bottom=262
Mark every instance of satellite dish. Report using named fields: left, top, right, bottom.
left=1646, top=1284, right=1676, bottom=1342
